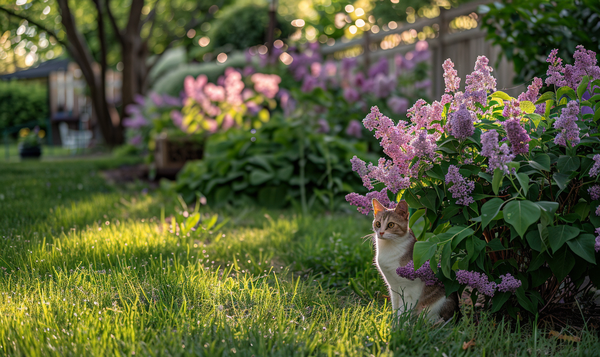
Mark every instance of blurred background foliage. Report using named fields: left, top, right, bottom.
left=0, top=81, right=47, bottom=130
left=480, top=0, right=600, bottom=84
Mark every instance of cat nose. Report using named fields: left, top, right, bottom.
left=379, top=230, right=385, bottom=235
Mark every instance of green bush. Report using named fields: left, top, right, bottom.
left=480, top=0, right=600, bottom=84
left=0, top=81, right=48, bottom=131
left=209, top=3, right=294, bottom=50
left=174, top=112, right=378, bottom=211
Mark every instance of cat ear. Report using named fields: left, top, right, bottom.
left=394, top=200, right=409, bottom=219
left=372, top=199, right=385, bottom=216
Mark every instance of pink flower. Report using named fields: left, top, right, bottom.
left=184, top=75, right=208, bottom=101
left=346, top=120, right=362, bottom=138
left=343, top=87, right=360, bottom=102
left=387, top=96, right=409, bottom=115
left=443, top=59, right=460, bottom=93
left=204, top=83, right=226, bottom=102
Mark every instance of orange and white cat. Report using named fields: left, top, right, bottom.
left=372, top=199, right=459, bottom=320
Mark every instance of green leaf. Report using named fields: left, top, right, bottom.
left=530, top=153, right=550, bottom=171
left=557, top=86, right=577, bottom=100
left=480, top=198, right=504, bottom=229
left=515, top=289, right=538, bottom=315
left=526, top=230, right=542, bottom=252
left=548, top=246, right=575, bottom=283
left=448, top=226, right=475, bottom=249
left=421, top=189, right=438, bottom=212
left=409, top=209, right=427, bottom=228
left=441, top=242, right=453, bottom=278
left=276, top=165, right=294, bottom=181
left=249, top=169, right=274, bottom=185
left=492, top=168, right=503, bottom=196
left=572, top=202, right=590, bottom=222
left=567, top=234, right=596, bottom=264
left=527, top=113, right=543, bottom=128
left=487, top=239, right=505, bottom=251
left=547, top=225, right=580, bottom=253
left=557, top=155, right=580, bottom=173
left=413, top=241, right=438, bottom=270
left=515, top=173, right=529, bottom=196
left=519, top=101, right=536, bottom=114
left=491, top=292, right=511, bottom=313
left=535, top=201, right=559, bottom=216
left=577, top=76, right=591, bottom=100
left=503, top=200, right=541, bottom=238
left=491, top=91, right=512, bottom=101
left=535, top=91, right=555, bottom=104
left=553, top=173, right=569, bottom=191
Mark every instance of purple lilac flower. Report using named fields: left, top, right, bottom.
left=596, top=205, right=600, bottom=217
left=342, top=57, right=357, bottom=77
left=465, top=56, right=496, bottom=106
left=125, top=104, right=141, bottom=116
left=345, top=188, right=396, bottom=215
left=554, top=101, right=580, bottom=147
left=122, top=115, right=148, bottom=129
left=481, top=129, right=515, bottom=174
left=162, top=94, right=181, bottom=106
left=546, top=49, right=566, bottom=87
left=456, top=270, right=497, bottom=297
left=502, top=99, right=522, bottom=120
left=411, top=130, right=438, bottom=161
left=445, top=165, right=475, bottom=206
left=150, top=92, right=163, bottom=106
left=496, top=273, right=522, bottom=293
left=589, top=185, right=600, bottom=201
left=343, top=87, right=360, bottom=103
left=373, top=74, right=396, bottom=98
left=346, top=120, right=362, bottom=139
left=301, top=75, right=322, bottom=93
left=222, top=114, right=235, bottom=131
left=396, top=260, right=442, bottom=286
left=387, top=96, right=409, bottom=115
left=129, top=134, right=142, bottom=146
left=517, top=77, right=546, bottom=114
left=278, top=89, right=296, bottom=117
left=589, top=154, right=600, bottom=177
left=449, top=104, right=475, bottom=140
left=443, top=59, right=460, bottom=93
left=503, top=117, right=530, bottom=156
left=134, top=94, right=145, bottom=105
left=316, top=119, right=330, bottom=133
left=251, top=73, right=281, bottom=99
left=170, top=110, right=185, bottom=131
left=595, top=228, right=600, bottom=253
left=368, top=57, right=389, bottom=78
left=414, top=79, right=431, bottom=90
left=395, top=53, right=415, bottom=72
left=564, top=45, right=600, bottom=89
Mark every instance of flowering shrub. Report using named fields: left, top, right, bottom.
left=347, top=46, right=600, bottom=318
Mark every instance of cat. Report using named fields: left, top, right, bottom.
left=372, top=198, right=459, bottom=321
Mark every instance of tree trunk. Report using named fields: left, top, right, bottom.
left=57, top=0, right=124, bottom=147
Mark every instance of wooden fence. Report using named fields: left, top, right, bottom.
left=320, top=0, right=522, bottom=98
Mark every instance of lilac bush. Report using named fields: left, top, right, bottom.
left=347, top=46, right=600, bottom=317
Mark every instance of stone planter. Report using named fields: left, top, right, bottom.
left=154, top=133, right=204, bottom=176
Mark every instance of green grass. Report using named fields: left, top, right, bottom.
left=0, top=142, right=93, bottom=162
left=0, top=158, right=599, bottom=356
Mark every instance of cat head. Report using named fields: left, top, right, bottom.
left=372, top=199, right=410, bottom=240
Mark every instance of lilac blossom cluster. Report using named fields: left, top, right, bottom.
left=442, top=58, right=460, bottom=93
left=589, top=154, right=600, bottom=177
left=281, top=41, right=430, bottom=115
left=553, top=101, right=580, bottom=147
left=517, top=77, right=545, bottom=115
left=449, top=104, right=475, bottom=140
left=464, top=56, right=497, bottom=107
left=445, top=165, right=475, bottom=206
left=595, top=228, right=600, bottom=253
left=589, top=185, right=600, bottom=201
left=546, top=46, right=600, bottom=89
left=456, top=270, right=522, bottom=296
left=345, top=188, right=396, bottom=215
left=396, top=260, right=442, bottom=286
left=481, top=129, right=515, bottom=174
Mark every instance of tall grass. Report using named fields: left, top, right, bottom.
left=0, top=158, right=598, bottom=356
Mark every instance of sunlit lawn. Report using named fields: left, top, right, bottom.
left=0, top=158, right=598, bottom=356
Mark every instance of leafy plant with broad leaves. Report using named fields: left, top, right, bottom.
left=173, top=102, right=377, bottom=211
left=347, top=46, right=600, bottom=319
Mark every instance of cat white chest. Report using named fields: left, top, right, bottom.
left=375, top=238, right=424, bottom=310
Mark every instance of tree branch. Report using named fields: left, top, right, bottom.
left=0, top=5, right=69, bottom=48
left=103, top=0, right=123, bottom=45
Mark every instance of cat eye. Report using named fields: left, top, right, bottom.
left=375, top=221, right=381, bottom=228
left=387, top=222, right=395, bottom=228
